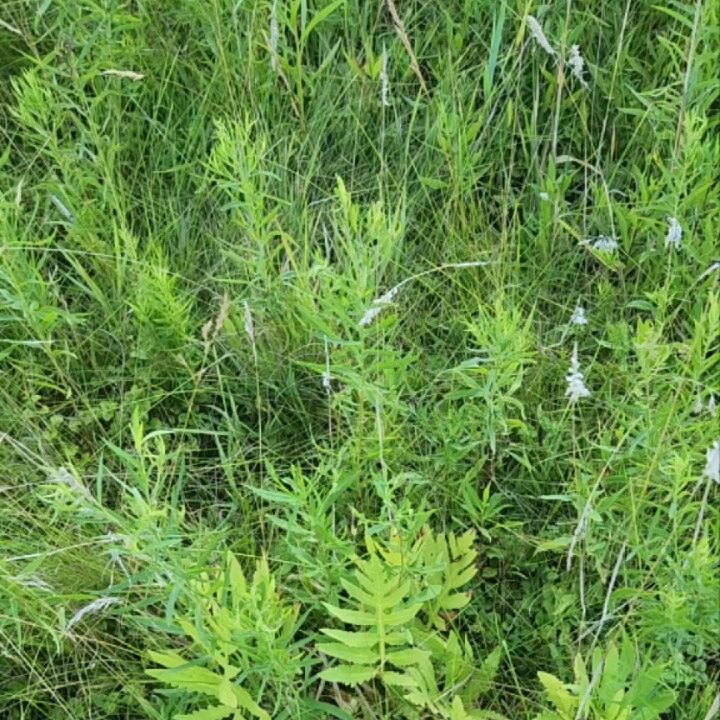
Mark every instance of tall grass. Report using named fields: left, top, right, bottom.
left=1, top=1, right=718, bottom=718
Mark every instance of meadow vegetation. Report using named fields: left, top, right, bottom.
left=0, top=1, right=718, bottom=718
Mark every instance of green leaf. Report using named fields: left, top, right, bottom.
left=537, top=672, right=577, bottom=717
left=146, top=665, right=223, bottom=697
left=384, top=603, right=421, bottom=626
left=300, top=0, right=345, bottom=45
left=323, top=604, right=376, bottom=625
left=317, top=642, right=378, bottom=664
left=231, top=686, right=270, bottom=720
left=319, top=665, right=376, bottom=686
left=320, top=628, right=378, bottom=648
left=148, top=649, right=187, bottom=668
left=386, top=648, right=430, bottom=667
left=382, top=670, right=417, bottom=688
left=218, top=678, right=237, bottom=708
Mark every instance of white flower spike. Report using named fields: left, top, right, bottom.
left=568, top=45, right=588, bottom=88
left=527, top=15, right=555, bottom=57
left=591, top=235, right=618, bottom=252
left=359, top=285, right=400, bottom=327
left=565, top=342, right=591, bottom=403
left=665, top=216, right=682, bottom=250
left=704, top=440, right=719, bottom=485
left=66, top=597, right=121, bottom=633
left=570, top=305, right=588, bottom=326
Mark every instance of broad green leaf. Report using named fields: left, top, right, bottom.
left=319, top=664, right=376, bottom=686
left=320, top=628, right=378, bottom=648
left=323, top=604, right=376, bottom=625
left=148, top=649, right=187, bottom=668
left=386, top=648, right=430, bottom=667
left=317, top=642, right=378, bottom=664
left=384, top=603, right=421, bottom=626
left=146, top=665, right=223, bottom=697
left=382, top=670, right=417, bottom=688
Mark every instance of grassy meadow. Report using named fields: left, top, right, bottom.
left=1, top=0, right=719, bottom=718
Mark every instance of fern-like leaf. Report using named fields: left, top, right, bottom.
left=319, top=552, right=422, bottom=686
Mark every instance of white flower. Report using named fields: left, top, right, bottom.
left=527, top=15, right=555, bottom=57
left=589, top=235, right=618, bottom=252
left=704, top=440, right=719, bottom=484
left=66, top=597, right=121, bottom=632
left=693, top=393, right=704, bottom=414
left=380, top=44, right=390, bottom=107
left=708, top=393, right=717, bottom=418
left=568, top=45, right=588, bottom=87
left=359, top=285, right=400, bottom=327
left=538, top=191, right=550, bottom=201
left=570, top=305, right=588, bottom=326
left=565, top=342, right=591, bottom=402
left=665, top=216, right=682, bottom=250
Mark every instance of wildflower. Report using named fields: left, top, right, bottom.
left=704, top=440, right=719, bottom=485
left=665, top=216, right=682, bottom=250
left=538, top=191, right=550, bottom=201
left=359, top=285, right=400, bottom=327
left=527, top=15, right=555, bottom=57
left=269, top=0, right=279, bottom=71
left=567, top=45, right=588, bottom=87
left=708, top=394, right=717, bottom=418
left=565, top=342, right=591, bottom=402
left=66, top=597, right=121, bottom=632
left=590, top=235, right=618, bottom=252
left=380, top=44, right=390, bottom=107
left=570, top=305, right=588, bottom=326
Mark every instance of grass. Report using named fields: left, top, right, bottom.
left=0, top=0, right=718, bottom=718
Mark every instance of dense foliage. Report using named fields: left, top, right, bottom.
left=0, top=1, right=718, bottom=718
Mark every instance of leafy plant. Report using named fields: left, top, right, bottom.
left=318, top=529, right=503, bottom=718
left=146, top=552, right=302, bottom=720
left=536, top=637, right=675, bottom=720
